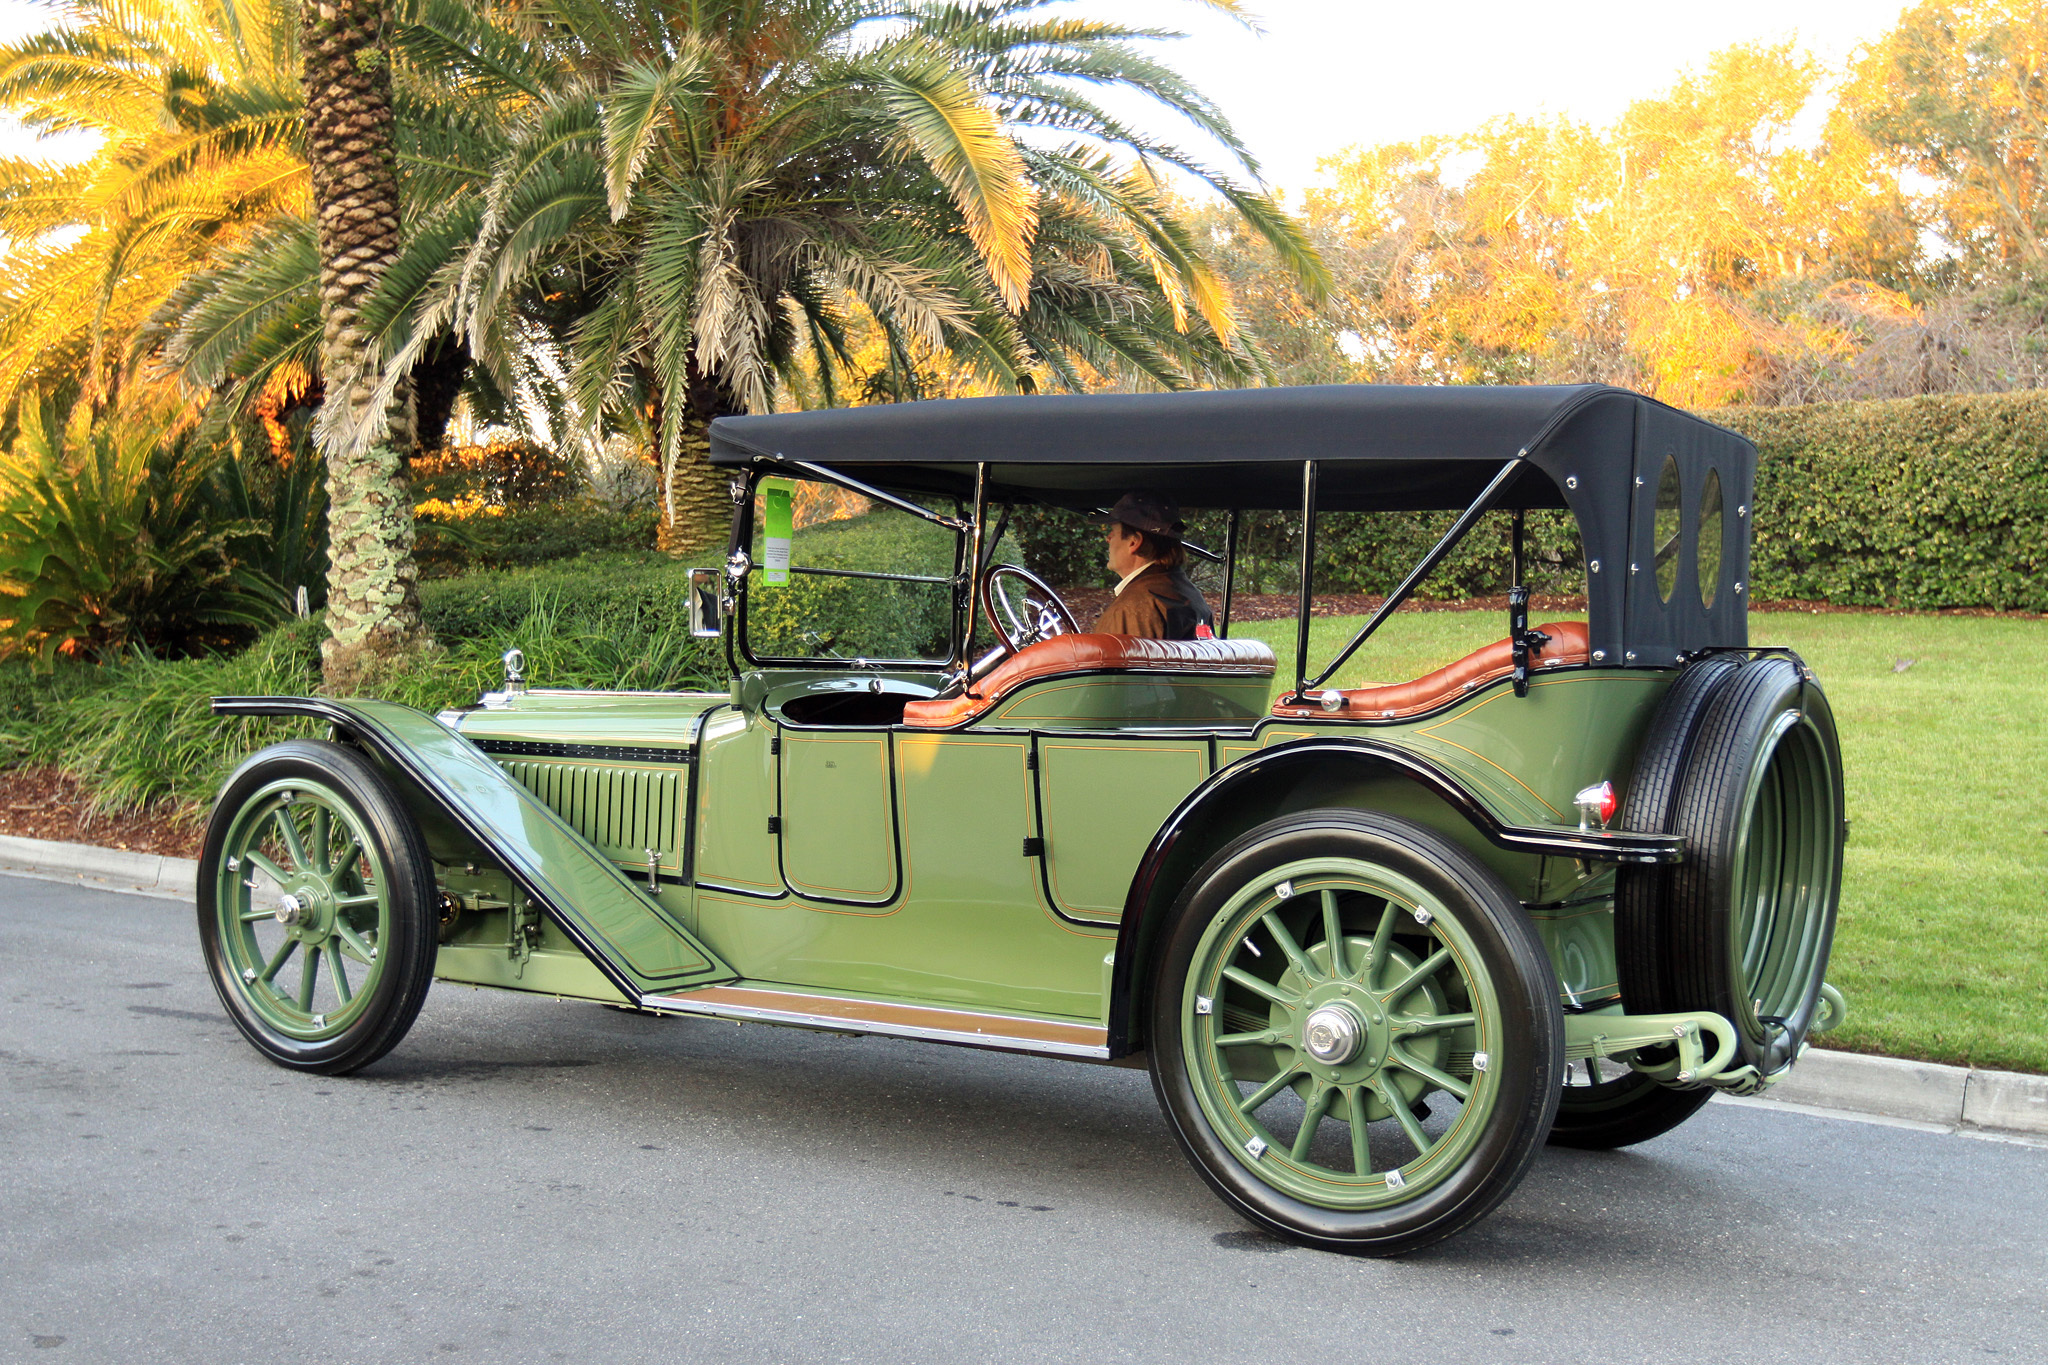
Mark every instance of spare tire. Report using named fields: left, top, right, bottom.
left=1614, top=653, right=1747, bottom=1012
left=1620, top=654, right=1845, bottom=1077
left=1664, top=655, right=1845, bottom=1076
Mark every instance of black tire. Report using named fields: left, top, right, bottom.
left=1548, top=1066, right=1712, bottom=1150
left=1614, top=653, right=1746, bottom=1013
left=197, top=739, right=439, bottom=1075
left=1663, top=657, right=1845, bottom=1075
left=1147, top=810, right=1564, bottom=1256
left=1556, top=654, right=1745, bottom=1150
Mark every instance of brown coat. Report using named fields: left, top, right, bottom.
left=1091, top=563, right=1215, bottom=639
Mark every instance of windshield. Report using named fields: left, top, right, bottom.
left=740, top=477, right=961, bottom=665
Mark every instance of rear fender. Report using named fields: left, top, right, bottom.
left=1104, top=738, right=1680, bottom=1058
left=213, top=696, right=736, bottom=1001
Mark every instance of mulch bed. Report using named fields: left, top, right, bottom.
left=0, top=766, right=203, bottom=859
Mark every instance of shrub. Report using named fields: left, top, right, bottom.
left=0, top=405, right=290, bottom=665
left=415, top=499, right=658, bottom=575
left=1722, top=393, right=2048, bottom=610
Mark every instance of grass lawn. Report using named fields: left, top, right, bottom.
left=1232, top=608, right=2048, bottom=1075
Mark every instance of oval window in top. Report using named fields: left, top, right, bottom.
left=1654, top=454, right=1682, bottom=603
left=1698, top=467, right=1724, bottom=609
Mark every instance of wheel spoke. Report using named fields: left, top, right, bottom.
left=1379, top=1077, right=1435, bottom=1159
left=327, top=833, right=362, bottom=884
left=273, top=807, right=310, bottom=872
left=239, top=906, right=276, bottom=923
left=333, top=922, right=376, bottom=966
left=1393, top=1011, right=1475, bottom=1037
left=1321, top=890, right=1348, bottom=979
left=1381, top=946, right=1451, bottom=1006
left=258, top=938, right=297, bottom=984
left=334, top=892, right=380, bottom=909
left=1366, top=901, right=1399, bottom=987
left=1214, top=1029, right=1281, bottom=1048
left=1258, top=912, right=1315, bottom=981
left=1388, top=1046, right=1472, bottom=1101
left=243, top=851, right=290, bottom=887
left=1291, top=1084, right=1336, bottom=1161
left=1236, top=1065, right=1302, bottom=1114
left=297, top=945, right=319, bottom=1011
left=1345, top=1084, right=1373, bottom=1176
left=312, top=806, right=329, bottom=876
left=1222, top=965, right=1298, bottom=1008
left=327, top=942, right=352, bottom=1005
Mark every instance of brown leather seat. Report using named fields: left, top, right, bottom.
left=1271, top=621, right=1590, bottom=721
left=902, top=633, right=1277, bottom=729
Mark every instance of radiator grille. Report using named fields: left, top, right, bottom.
left=497, top=759, right=684, bottom=874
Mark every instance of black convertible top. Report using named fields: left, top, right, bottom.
left=710, top=383, right=1758, bottom=665
left=707, top=383, right=1748, bottom=514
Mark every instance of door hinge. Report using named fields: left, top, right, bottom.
left=1021, top=836, right=1044, bottom=857
left=1025, top=750, right=1038, bottom=771
left=770, top=735, right=781, bottom=755
left=767, top=816, right=782, bottom=835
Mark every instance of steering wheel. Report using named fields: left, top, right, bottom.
left=978, top=563, right=1080, bottom=658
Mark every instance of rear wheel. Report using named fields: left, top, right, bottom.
left=1148, top=810, right=1563, bottom=1256
left=1550, top=1060, right=1711, bottom=1150
left=197, top=740, right=438, bottom=1075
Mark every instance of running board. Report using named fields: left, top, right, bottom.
left=639, top=984, right=1110, bottom=1060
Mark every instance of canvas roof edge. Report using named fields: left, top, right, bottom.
left=706, top=383, right=1755, bottom=507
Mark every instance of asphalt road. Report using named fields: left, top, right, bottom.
left=3, top=873, right=2044, bottom=1365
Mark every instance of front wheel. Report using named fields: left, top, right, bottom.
left=1147, top=810, right=1564, bottom=1256
left=197, top=739, right=439, bottom=1075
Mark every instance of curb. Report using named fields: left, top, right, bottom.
left=0, top=833, right=2040, bottom=1140
left=1754, top=1045, right=2048, bottom=1139
left=0, top=832, right=198, bottom=901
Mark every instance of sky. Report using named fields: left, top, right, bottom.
left=1099, top=0, right=1912, bottom=193
left=0, top=0, right=1911, bottom=194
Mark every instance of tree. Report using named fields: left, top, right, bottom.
left=299, top=0, right=427, bottom=689
left=1849, top=0, right=2048, bottom=279
left=0, top=0, right=306, bottom=419
left=372, top=0, right=1324, bottom=555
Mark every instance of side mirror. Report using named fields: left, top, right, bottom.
left=687, top=567, right=723, bottom=638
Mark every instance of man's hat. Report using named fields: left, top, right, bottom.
left=1096, top=492, right=1186, bottom=541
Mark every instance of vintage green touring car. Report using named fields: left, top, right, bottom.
left=200, top=384, right=1846, bottom=1255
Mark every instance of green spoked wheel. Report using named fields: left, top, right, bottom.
left=198, top=740, right=438, bottom=1074
left=1149, top=811, right=1563, bottom=1256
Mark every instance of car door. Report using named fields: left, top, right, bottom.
left=778, top=725, right=899, bottom=904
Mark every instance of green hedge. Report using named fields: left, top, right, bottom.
left=1006, top=392, right=2048, bottom=610
left=1723, top=393, right=2048, bottom=611
left=415, top=500, right=658, bottom=576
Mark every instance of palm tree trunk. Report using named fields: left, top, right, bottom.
left=302, top=0, right=429, bottom=691
left=654, top=357, right=740, bottom=556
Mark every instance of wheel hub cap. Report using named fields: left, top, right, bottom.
left=1302, top=1003, right=1365, bottom=1064
left=275, top=893, right=305, bottom=925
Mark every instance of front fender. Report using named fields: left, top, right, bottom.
left=1103, top=737, right=1680, bottom=1058
left=213, top=696, right=735, bottom=1000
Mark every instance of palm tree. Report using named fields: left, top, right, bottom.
left=367, top=0, right=1326, bottom=554
left=0, top=0, right=306, bottom=418
left=295, top=0, right=434, bottom=688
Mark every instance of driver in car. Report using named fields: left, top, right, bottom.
left=1091, top=493, right=1216, bottom=640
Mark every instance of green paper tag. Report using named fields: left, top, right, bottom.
left=762, top=478, right=794, bottom=586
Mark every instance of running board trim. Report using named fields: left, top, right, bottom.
left=639, top=984, right=1110, bottom=1060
